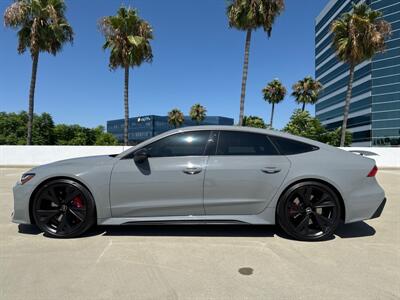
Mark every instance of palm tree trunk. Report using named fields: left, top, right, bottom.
left=238, top=29, right=252, bottom=126
left=124, top=65, right=129, bottom=146
left=270, top=103, right=275, bottom=127
left=26, top=52, right=39, bottom=145
left=302, top=102, right=305, bottom=111
left=340, top=63, right=355, bottom=147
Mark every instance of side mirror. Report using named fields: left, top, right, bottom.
left=133, top=148, right=149, bottom=164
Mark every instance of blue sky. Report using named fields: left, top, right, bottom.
left=0, top=0, right=329, bottom=129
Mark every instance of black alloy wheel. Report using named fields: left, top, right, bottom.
left=277, top=182, right=341, bottom=241
left=32, top=179, right=95, bottom=238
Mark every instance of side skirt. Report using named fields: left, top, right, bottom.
left=98, top=209, right=276, bottom=226
left=122, top=220, right=249, bottom=226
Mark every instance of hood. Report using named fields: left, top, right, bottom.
left=30, top=155, right=116, bottom=172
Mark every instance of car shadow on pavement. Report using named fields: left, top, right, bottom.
left=17, top=221, right=376, bottom=240
left=93, top=224, right=277, bottom=238
left=17, top=224, right=277, bottom=238
left=18, top=224, right=41, bottom=235
left=335, top=221, right=376, bottom=239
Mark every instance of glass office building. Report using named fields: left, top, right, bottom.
left=315, top=0, right=400, bottom=146
left=107, top=115, right=234, bottom=144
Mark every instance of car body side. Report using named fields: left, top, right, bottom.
left=12, top=126, right=385, bottom=226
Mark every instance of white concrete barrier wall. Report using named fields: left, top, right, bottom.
left=0, top=146, right=132, bottom=166
left=0, top=146, right=399, bottom=168
left=340, top=147, right=400, bottom=169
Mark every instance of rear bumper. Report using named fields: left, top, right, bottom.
left=344, top=176, right=386, bottom=223
left=370, top=198, right=386, bottom=219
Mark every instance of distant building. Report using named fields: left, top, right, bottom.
left=107, top=115, right=234, bottom=144
left=315, top=0, right=400, bottom=146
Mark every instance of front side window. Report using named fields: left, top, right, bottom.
left=216, top=131, right=278, bottom=156
left=146, top=131, right=211, bottom=157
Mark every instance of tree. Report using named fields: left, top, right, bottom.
left=227, top=0, right=284, bottom=126
left=262, top=79, right=286, bottom=127
left=331, top=3, right=391, bottom=146
left=4, top=0, right=73, bottom=145
left=243, top=115, right=266, bottom=128
left=100, top=7, right=153, bottom=146
left=0, top=111, right=55, bottom=145
left=93, top=126, right=119, bottom=145
left=283, top=109, right=326, bottom=141
left=54, top=124, right=87, bottom=145
left=32, top=112, right=55, bottom=145
left=291, top=76, right=323, bottom=111
left=0, top=111, right=29, bottom=144
left=53, top=124, right=119, bottom=145
left=283, top=109, right=352, bottom=146
left=95, top=132, right=119, bottom=146
left=168, top=109, right=184, bottom=128
left=322, top=127, right=352, bottom=147
left=0, top=111, right=119, bottom=145
left=189, top=104, right=207, bottom=125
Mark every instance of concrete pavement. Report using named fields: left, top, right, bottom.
left=0, top=167, right=399, bottom=300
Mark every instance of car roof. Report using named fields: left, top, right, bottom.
left=116, top=125, right=337, bottom=158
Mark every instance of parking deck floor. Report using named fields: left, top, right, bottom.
left=0, top=168, right=399, bottom=299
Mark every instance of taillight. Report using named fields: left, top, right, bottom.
left=367, top=165, right=378, bottom=177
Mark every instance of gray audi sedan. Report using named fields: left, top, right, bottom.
left=12, top=126, right=386, bottom=241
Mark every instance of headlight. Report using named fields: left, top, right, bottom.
left=20, top=173, right=35, bottom=185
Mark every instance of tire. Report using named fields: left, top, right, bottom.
left=32, top=179, right=96, bottom=238
left=277, top=181, right=341, bottom=241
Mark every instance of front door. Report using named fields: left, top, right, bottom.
left=110, top=130, right=212, bottom=217
left=204, top=130, right=291, bottom=215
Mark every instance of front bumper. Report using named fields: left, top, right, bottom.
left=12, top=183, right=33, bottom=224
left=370, top=198, right=386, bottom=219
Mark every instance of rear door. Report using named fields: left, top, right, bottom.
left=110, top=130, right=212, bottom=217
left=204, top=130, right=291, bottom=215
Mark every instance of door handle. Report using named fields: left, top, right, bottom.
left=183, top=167, right=202, bottom=175
left=261, top=167, right=281, bottom=174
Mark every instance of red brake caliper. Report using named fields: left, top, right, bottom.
left=288, top=202, right=300, bottom=216
left=72, top=196, right=84, bottom=208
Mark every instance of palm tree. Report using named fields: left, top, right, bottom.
left=4, top=0, right=73, bottom=145
left=100, top=7, right=153, bottom=146
left=168, top=109, right=184, bottom=128
left=291, top=76, right=323, bottom=111
left=262, top=79, right=286, bottom=127
left=189, top=104, right=207, bottom=125
left=331, top=3, right=391, bottom=146
left=227, top=0, right=284, bottom=126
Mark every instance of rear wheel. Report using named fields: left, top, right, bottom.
left=277, top=182, right=341, bottom=241
left=32, top=179, right=95, bottom=238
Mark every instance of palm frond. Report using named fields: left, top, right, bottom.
left=291, top=76, right=322, bottom=106
left=168, top=109, right=185, bottom=127
left=100, top=6, right=153, bottom=70
left=331, top=2, right=391, bottom=65
left=190, top=104, right=207, bottom=123
left=4, top=0, right=73, bottom=56
left=262, top=79, right=286, bottom=104
left=227, top=0, right=284, bottom=36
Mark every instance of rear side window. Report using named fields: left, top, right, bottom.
left=216, top=131, right=278, bottom=155
left=269, top=135, right=318, bottom=155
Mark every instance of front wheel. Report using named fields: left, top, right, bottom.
left=277, top=182, right=342, bottom=241
left=32, top=179, right=96, bottom=238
